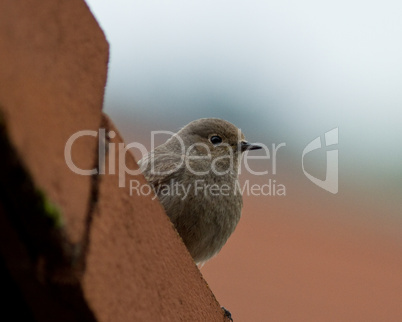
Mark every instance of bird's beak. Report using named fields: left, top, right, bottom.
left=239, top=141, right=262, bottom=152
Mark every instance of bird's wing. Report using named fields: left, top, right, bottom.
left=138, top=152, right=185, bottom=190
left=139, top=152, right=188, bottom=224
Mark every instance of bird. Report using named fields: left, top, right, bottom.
left=138, top=118, right=261, bottom=265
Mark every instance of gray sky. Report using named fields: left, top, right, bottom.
left=85, top=0, right=402, bottom=183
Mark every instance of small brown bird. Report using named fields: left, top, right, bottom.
left=139, top=118, right=261, bottom=265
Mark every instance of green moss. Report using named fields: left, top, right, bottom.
left=36, top=189, right=64, bottom=229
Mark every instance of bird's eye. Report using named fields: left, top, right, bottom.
left=210, top=135, right=222, bottom=145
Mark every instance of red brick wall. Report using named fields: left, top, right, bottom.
left=0, top=1, right=227, bottom=320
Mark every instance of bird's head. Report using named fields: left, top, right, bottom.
left=166, top=118, right=262, bottom=175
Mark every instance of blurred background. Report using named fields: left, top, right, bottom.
left=85, top=1, right=401, bottom=320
